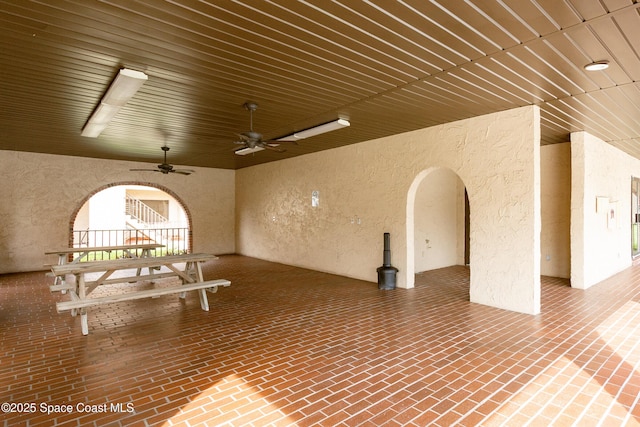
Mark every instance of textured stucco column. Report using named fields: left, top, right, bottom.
left=237, top=106, right=541, bottom=315
left=463, top=107, right=541, bottom=315
left=571, top=132, right=636, bottom=289
left=571, top=134, right=587, bottom=289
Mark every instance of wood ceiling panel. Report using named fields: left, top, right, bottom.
left=267, top=1, right=440, bottom=79
left=367, top=89, right=460, bottom=127
left=499, top=0, right=563, bottom=36
left=591, top=11, right=640, bottom=81
left=205, top=0, right=420, bottom=84
left=359, top=0, right=490, bottom=65
left=1, top=1, right=639, bottom=169
left=407, top=80, right=485, bottom=113
left=509, top=41, right=586, bottom=97
left=478, top=55, right=555, bottom=103
left=407, top=0, right=522, bottom=52
left=328, top=1, right=463, bottom=73
left=58, top=1, right=394, bottom=103
left=565, top=24, right=633, bottom=86
left=4, top=42, right=357, bottom=140
left=527, top=40, right=596, bottom=94
left=431, top=72, right=517, bottom=111
left=348, top=96, right=441, bottom=129
left=450, top=66, right=526, bottom=106
left=601, top=0, right=637, bottom=13
left=537, top=33, right=606, bottom=92
left=612, top=81, right=640, bottom=107
left=539, top=109, right=573, bottom=137
left=534, top=0, right=584, bottom=29
left=545, top=95, right=629, bottom=141
left=412, top=80, right=506, bottom=121
left=567, top=0, right=609, bottom=20
left=457, top=60, right=536, bottom=105
left=586, top=85, right=640, bottom=136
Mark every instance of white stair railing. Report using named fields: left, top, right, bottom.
left=125, top=195, right=168, bottom=226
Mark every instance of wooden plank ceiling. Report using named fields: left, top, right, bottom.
left=1, top=0, right=639, bottom=170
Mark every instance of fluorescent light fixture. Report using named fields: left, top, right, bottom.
left=235, top=146, right=265, bottom=155
left=277, top=118, right=350, bottom=142
left=584, top=60, right=609, bottom=71
left=81, top=68, right=148, bottom=137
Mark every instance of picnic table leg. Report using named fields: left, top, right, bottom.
left=179, top=262, right=192, bottom=299
left=80, top=309, right=89, bottom=335
left=193, top=261, right=209, bottom=311
left=124, top=249, right=143, bottom=276
left=145, top=249, right=157, bottom=277
left=78, top=273, right=89, bottom=335
left=74, top=251, right=90, bottom=263
left=54, top=254, right=65, bottom=286
left=54, top=254, right=68, bottom=294
left=68, top=273, right=80, bottom=317
left=145, top=249, right=158, bottom=277
left=178, top=261, right=208, bottom=311
left=198, top=288, right=209, bottom=311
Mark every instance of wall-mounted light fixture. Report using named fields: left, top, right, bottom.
left=584, top=60, right=609, bottom=71
left=276, top=118, right=350, bottom=142
left=81, top=68, right=148, bottom=137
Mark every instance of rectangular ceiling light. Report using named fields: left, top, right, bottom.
left=235, top=146, right=265, bottom=155
left=276, top=118, right=350, bottom=142
left=81, top=68, right=148, bottom=137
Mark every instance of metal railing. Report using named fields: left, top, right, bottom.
left=72, top=228, right=189, bottom=261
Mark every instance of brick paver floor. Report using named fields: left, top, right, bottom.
left=1, top=255, right=639, bottom=426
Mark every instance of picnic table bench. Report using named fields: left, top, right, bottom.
left=50, top=253, right=230, bottom=335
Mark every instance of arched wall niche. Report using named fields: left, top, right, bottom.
left=406, top=167, right=469, bottom=288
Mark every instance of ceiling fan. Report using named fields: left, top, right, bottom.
left=130, top=146, right=195, bottom=175
left=234, top=102, right=296, bottom=153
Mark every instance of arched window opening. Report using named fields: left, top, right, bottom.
left=71, top=184, right=192, bottom=260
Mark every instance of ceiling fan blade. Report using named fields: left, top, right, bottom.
left=260, top=144, right=285, bottom=153
left=264, top=139, right=298, bottom=145
left=129, top=145, right=192, bottom=175
left=173, top=169, right=194, bottom=175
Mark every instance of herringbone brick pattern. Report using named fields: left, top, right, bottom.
left=1, top=255, right=639, bottom=426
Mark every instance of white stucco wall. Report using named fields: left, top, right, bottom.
left=237, top=106, right=541, bottom=314
left=88, top=186, right=127, bottom=230
left=0, top=150, right=235, bottom=273
left=540, top=143, right=571, bottom=278
left=571, top=132, right=639, bottom=288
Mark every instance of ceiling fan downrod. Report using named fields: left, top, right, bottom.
left=243, top=102, right=258, bottom=132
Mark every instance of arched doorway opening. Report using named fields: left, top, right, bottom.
left=69, top=182, right=192, bottom=258
left=406, top=167, right=469, bottom=287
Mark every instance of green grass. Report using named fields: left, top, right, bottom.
left=78, top=249, right=188, bottom=262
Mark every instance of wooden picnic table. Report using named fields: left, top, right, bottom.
left=45, top=243, right=165, bottom=264
left=50, top=253, right=230, bottom=335
left=45, top=243, right=165, bottom=286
